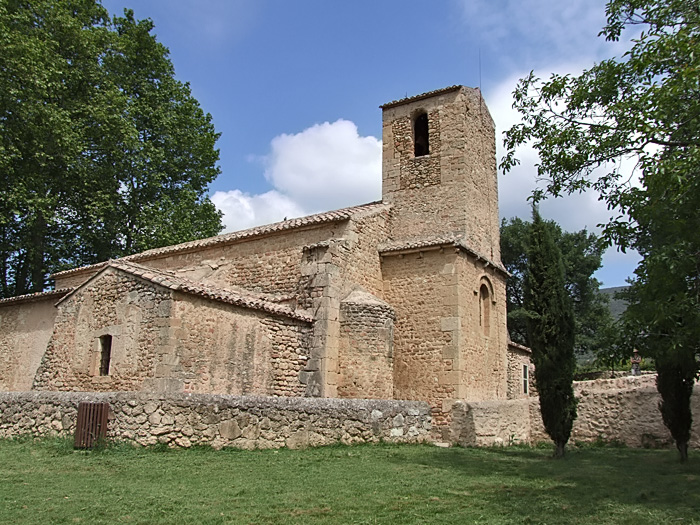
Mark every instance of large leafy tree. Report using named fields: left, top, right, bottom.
left=525, top=208, right=577, bottom=458
left=502, top=0, right=699, bottom=461
left=501, top=217, right=614, bottom=361
left=0, top=0, right=222, bottom=297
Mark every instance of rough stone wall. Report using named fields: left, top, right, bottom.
left=0, top=298, right=58, bottom=391
left=32, top=270, right=312, bottom=397
left=530, top=376, right=700, bottom=448
left=381, top=249, right=457, bottom=427
left=337, top=290, right=395, bottom=399
left=52, top=222, right=348, bottom=298
left=33, top=270, right=173, bottom=392
left=341, top=208, right=391, bottom=299
left=451, top=376, right=700, bottom=448
left=456, top=256, right=508, bottom=402
left=0, top=391, right=431, bottom=449
left=506, top=344, right=532, bottom=399
left=451, top=398, right=531, bottom=446
left=125, top=223, right=347, bottom=299
left=381, top=87, right=501, bottom=263
left=166, top=292, right=311, bottom=397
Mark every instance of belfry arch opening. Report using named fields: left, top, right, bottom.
left=413, top=111, right=429, bottom=157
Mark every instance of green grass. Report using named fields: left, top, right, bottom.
left=1, top=438, right=699, bottom=524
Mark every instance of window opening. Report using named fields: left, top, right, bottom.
left=413, top=112, right=429, bottom=157
left=99, top=335, right=112, bottom=376
left=523, top=364, right=529, bottom=394
left=479, top=284, right=490, bottom=336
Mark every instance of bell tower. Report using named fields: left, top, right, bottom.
left=380, top=86, right=501, bottom=263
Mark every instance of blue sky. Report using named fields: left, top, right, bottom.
left=101, top=0, right=640, bottom=287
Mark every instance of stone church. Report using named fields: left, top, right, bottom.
left=0, top=86, right=531, bottom=427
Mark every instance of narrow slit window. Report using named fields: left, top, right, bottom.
left=414, top=112, right=429, bottom=157
left=479, top=284, right=490, bottom=336
left=523, top=364, right=529, bottom=394
left=99, top=335, right=112, bottom=376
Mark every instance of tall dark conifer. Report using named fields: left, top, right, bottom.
left=525, top=208, right=577, bottom=458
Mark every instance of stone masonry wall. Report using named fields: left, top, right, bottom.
left=33, top=271, right=173, bottom=392
left=166, top=292, right=311, bottom=397
left=0, top=391, right=431, bottom=449
left=381, top=249, right=457, bottom=427
left=337, top=290, right=395, bottom=399
left=506, top=343, right=532, bottom=399
left=341, top=208, right=391, bottom=299
left=33, top=270, right=312, bottom=397
left=456, top=256, right=508, bottom=403
left=381, top=87, right=501, bottom=263
left=0, top=297, right=58, bottom=391
left=451, top=376, right=700, bottom=448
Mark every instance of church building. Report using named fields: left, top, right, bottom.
left=0, top=86, right=531, bottom=428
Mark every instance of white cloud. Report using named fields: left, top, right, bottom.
left=210, top=189, right=305, bottom=232
left=458, top=0, right=609, bottom=68
left=487, top=66, right=642, bottom=287
left=264, top=120, right=382, bottom=212
left=213, top=119, right=381, bottom=232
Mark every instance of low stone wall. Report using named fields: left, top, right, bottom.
left=0, top=391, right=431, bottom=449
left=452, top=375, right=700, bottom=448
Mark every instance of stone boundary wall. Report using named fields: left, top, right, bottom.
left=0, top=391, right=431, bottom=449
left=452, top=375, right=700, bottom=448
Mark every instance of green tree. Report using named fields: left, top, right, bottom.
left=501, top=217, right=614, bottom=361
left=525, top=208, right=577, bottom=458
left=502, top=0, right=699, bottom=461
left=0, top=0, right=222, bottom=298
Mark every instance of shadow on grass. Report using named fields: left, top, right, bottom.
left=388, top=444, right=700, bottom=522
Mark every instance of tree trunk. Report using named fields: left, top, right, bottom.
left=29, top=211, right=47, bottom=293
left=554, top=441, right=566, bottom=458
left=677, top=440, right=688, bottom=463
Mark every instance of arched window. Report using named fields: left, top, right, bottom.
left=479, top=284, right=490, bottom=336
left=413, top=112, right=429, bottom=157
left=99, top=335, right=112, bottom=376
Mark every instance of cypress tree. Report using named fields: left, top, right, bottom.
left=524, top=208, right=577, bottom=458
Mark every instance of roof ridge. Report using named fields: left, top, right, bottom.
left=108, top=260, right=312, bottom=322
left=380, top=85, right=466, bottom=109
left=52, top=200, right=388, bottom=279
left=0, top=288, right=73, bottom=306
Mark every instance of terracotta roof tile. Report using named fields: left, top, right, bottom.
left=378, top=234, right=508, bottom=275
left=52, top=201, right=388, bottom=279
left=106, top=260, right=313, bottom=322
left=0, top=288, right=73, bottom=306
left=380, top=85, right=465, bottom=109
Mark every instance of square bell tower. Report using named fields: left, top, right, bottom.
left=380, top=86, right=501, bottom=264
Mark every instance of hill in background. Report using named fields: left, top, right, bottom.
left=599, top=286, right=629, bottom=320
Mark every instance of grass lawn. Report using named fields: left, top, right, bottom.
left=1, top=438, right=699, bottom=524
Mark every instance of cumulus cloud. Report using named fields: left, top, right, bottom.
left=263, top=119, right=382, bottom=212
left=210, top=189, right=305, bottom=232
left=487, top=67, right=641, bottom=286
left=212, top=119, right=381, bottom=232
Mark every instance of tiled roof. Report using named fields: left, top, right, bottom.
left=380, top=85, right=465, bottom=109
left=52, top=201, right=389, bottom=279
left=378, top=234, right=508, bottom=275
left=60, top=260, right=313, bottom=322
left=508, top=341, right=532, bottom=354
left=0, top=288, right=73, bottom=306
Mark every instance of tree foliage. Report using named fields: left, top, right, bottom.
left=502, top=0, right=699, bottom=461
left=524, top=209, right=577, bottom=458
left=0, top=0, right=223, bottom=297
left=501, top=217, right=614, bottom=362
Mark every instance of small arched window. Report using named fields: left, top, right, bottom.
left=99, top=335, right=112, bottom=376
left=479, top=284, right=491, bottom=336
left=413, top=112, right=429, bottom=157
